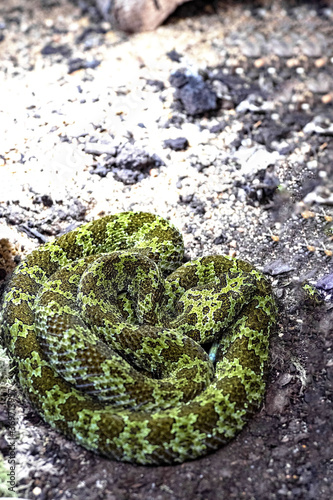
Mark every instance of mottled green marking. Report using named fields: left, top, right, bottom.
left=0, top=212, right=276, bottom=464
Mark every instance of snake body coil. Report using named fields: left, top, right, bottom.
left=0, top=212, right=276, bottom=464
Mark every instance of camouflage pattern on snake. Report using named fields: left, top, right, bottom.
left=0, top=212, right=276, bottom=464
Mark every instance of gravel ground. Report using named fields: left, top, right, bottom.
left=0, top=1, right=333, bottom=499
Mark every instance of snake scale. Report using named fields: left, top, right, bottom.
left=0, top=212, right=276, bottom=464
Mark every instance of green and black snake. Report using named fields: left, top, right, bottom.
left=0, top=212, right=276, bottom=464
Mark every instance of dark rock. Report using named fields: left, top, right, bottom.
left=68, top=58, right=100, bottom=74
left=41, top=43, right=72, bottom=57
left=145, top=79, right=165, bottom=91
left=179, top=194, right=206, bottom=215
left=254, top=121, right=290, bottom=150
left=41, top=195, right=53, bottom=207
left=89, top=163, right=110, bottom=177
left=316, top=274, right=333, bottom=291
left=316, top=273, right=333, bottom=291
left=210, top=122, right=226, bottom=134
left=213, top=233, right=227, bottom=245
left=75, top=25, right=107, bottom=45
left=213, top=71, right=261, bottom=107
left=163, top=137, right=189, bottom=151
left=115, top=143, right=163, bottom=171
left=170, top=70, right=218, bottom=115
left=113, top=168, right=145, bottom=184
left=169, top=70, right=189, bottom=88
left=263, top=260, right=294, bottom=275
left=68, top=201, right=87, bottom=220
left=166, top=49, right=182, bottom=62
left=89, top=142, right=163, bottom=184
left=178, top=79, right=217, bottom=115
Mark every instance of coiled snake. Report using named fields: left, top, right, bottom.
left=0, top=212, right=276, bottom=464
